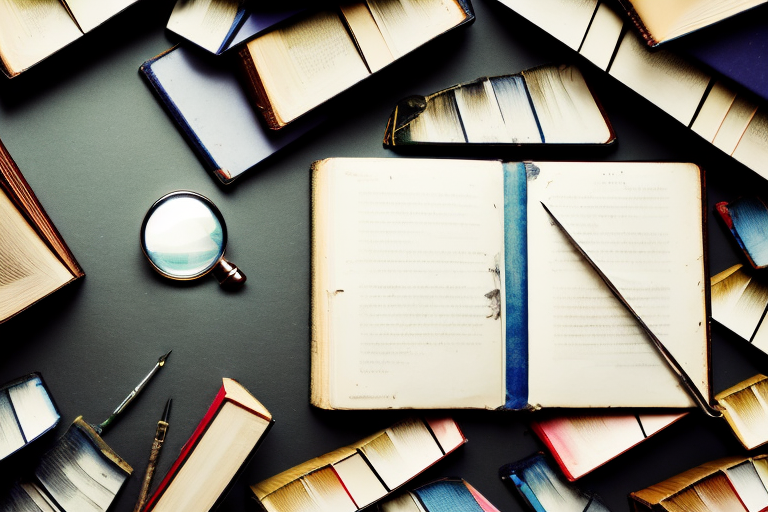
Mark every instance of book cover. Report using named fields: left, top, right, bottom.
left=0, top=138, right=84, bottom=323
left=143, top=378, right=273, bottom=512
left=530, top=411, right=687, bottom=481
left=384, top=64, right=615, bottom=148
left=494, top=0, right=768, bottom=183
left=238, top=0, right=475, bottom=130
left=379, top=478, right=500, bottom=512
left=139, top=45, right=324, bottom=184
left=311, top=158, right=709, bottom=411
left=500, top=453, right=611, bottom=511
left=252, top=418, right=466, bottom=512
left=629, top=455, right=768, bottom=511
left=0, top=373, right=60, bottom=461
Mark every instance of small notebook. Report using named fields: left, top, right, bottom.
left=0, top=373, right=60, bottom=461
left=630, top=455, right=768, bottom=512
left=716, top=197, right=768, bottom=269
left=140, top=45, right=324, bottom=184
left=0, top=417, right=132, bottom=512
left=311, top=158, right=709, bottom=410
left=530, top=411, right=686, bottom=480
left=167, top=0, right=302, bottom=54
left=252, top=418, right=466, bottom=512
left=378, top=479, right=500, bottom=512
left=496, top=0, right=768, bottom=183
left=500, top=453, right=611, bottom=511
left=384, top=65, right=615, bottom=147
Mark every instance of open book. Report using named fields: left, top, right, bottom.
left=310, top=158, right=708, bottom=410
left=0, top=0, right=139, bottom=77
left=383, top=65, right=615, bottom=147
left=0, top=139, right=84, bottom=323
left=617, top=0, right=768, bottom=47
left=237, top=1, right=474, bottom=129
left=496, top=0, right=768, bottom=183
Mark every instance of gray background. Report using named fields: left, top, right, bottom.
left=1, top=0, right=768, bottom=510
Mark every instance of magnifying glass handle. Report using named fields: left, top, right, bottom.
left=211, top=258, right=246, bottom=289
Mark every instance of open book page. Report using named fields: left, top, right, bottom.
left=62, top=0, right=136, bottom=33
left=167, top=0, right=242, bottom=54
left=245, top=11, right=369, bottom=126
left=495, top=0, right=597, bottom=50
left=0, top=187, right=74, bottom=323
left=0, top=0, right=81, bottom=76
left=319, top=158, right=505, bottom=409
left=366, top=0, right=467, bottom=58
left=527, top=162, right=706, bottom=408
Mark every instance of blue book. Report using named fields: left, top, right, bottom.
left=380, top=479, right=499, bottom=512
left=310, top=158, right=709, bottom=411
left=500, top=453, right=611, bottom=512
left=716, top=196, right=768, bottom=269
left=167, top=0, right=304, bottom=55
left=0, top=373, right=59, bottom=461
left=140, top=45, right=324, bottom=184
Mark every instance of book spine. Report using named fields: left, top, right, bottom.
left=615, top=0, right=660, bottom=47
left=310, top=160, right=333, bottom=410
left=236, top=46, right=283, bottom=130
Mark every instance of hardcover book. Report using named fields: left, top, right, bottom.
left=378, top=478, right=500, bottom=512
left=716, top=197, right=768, bottom=268
left=495, top=0, right=768, bottom=182
left=311, top=158, right=709, bottom=410
left=167, top=0, right=302, bottom=54
left=0, top=417, right=133, bottom=512
left=0, top=138, right=84, bottom=323
left=237, top=0, right=474, bottom=129
left=143, top=378, right=273, bottom=512
left=530, top=411, right=686, bottom=481
left=252, top=418, right=465, bottom=512
left=615, top=0, right=768, bottom=47
left=500, top=453, right=611, bottom=511
left=383, top=64, right=615, bottom=147
left=629, top=455, right=768, bottom=512
left=140, top=45, right=324, bottom=184
left=0, top=373, right=60, bottom=461
left=0, top=0, right=140, bottom=77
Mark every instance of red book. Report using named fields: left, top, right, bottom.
left=143, top=378, right=273, bottom=512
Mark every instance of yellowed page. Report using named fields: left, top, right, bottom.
left=579, top=3, right=623, bottom=70
left=713, top=95, right=758, bottom=154
left=246, top=11, right=369, bottom=126
left=527, top=162, right=706, bottom=408
left=167, top=0, right=241, bottom=54
left=0, top=0, right=81, bottom=76
left=692, top=82, right=737, bottom=142
left=733, top=111, right=768, bottom=181
left=609, top=31, right=711, bottom=125
left=321, top=158, right=505, bottom=409
left=495, top=0, right=597, bottom=50
left=366, top=0, right=467, bottom=58
left=0, top=188, right=73, bottom=322
left=341, top=2, right=394, bottom=73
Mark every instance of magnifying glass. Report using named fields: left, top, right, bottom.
left=140, top=191, right=246, bottom=288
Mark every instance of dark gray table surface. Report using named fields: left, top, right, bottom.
left=2, top=1, right=768, bottom=511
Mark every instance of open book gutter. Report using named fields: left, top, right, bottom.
left=540, top=201, right=723, bottom=419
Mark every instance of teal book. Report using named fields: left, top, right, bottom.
left=310, top=158, right=709, bottom=411
left=379, top=479, right=500, bottom=512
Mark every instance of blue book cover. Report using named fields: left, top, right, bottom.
left=140, top=45, right=324, bottom=184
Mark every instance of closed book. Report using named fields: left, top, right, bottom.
left=311, top=158, right=709, bottom=410
left=252, top=418, right=466, bottom=512
left=378, top=478, right=500, bottom=512
left=0, top=373, right=60, bottom=461
left=143, top=378, right=273, bottom=512
left=237, top=0, right=475, bottom=130
left=0, top=138, right=84, bottom=323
